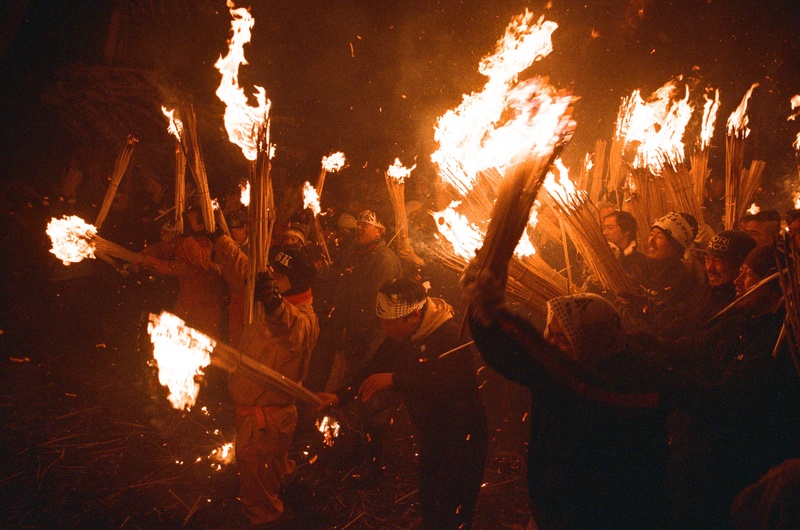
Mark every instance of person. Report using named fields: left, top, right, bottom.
left=786, top=209, right=800, bottom=246
left=138, top=205, right=226, bottom=337
left=730, top=459, right=800, bottom=529
left=281, top=222, right=308, bottom=250
left=211, top=213, right=249, bottom=345
left=627, top=211, right=701, bottom=337
left=334, top=209, right=404, bottom=381
left=655, top=244, right=800, bottom=528
left=602, top=209, right=647, bottom=283
left=462, top=267, right=670, bottom=529
left=697, top=229, right=756, bottom=322
left=742, top=209, right=781, bottom=246
left=230, top=246, right=318, bottom=527
left=316, top=278, right=487, bottom=529
left=227, top=209, right=249, bottom=249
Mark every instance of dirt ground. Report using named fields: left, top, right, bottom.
left=0, top=205, right=534, bottom=529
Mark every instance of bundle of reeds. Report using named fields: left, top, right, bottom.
left=623, top=167, right=668, bottom=249
left=245, top=122, right=275, bottom=323
left=544, top=179, right=637, bottom=296
left=95, top=135, right=138, bottom=229
left=724, top=133, right=745, bottom=230
left=174, top=140, right=186, bottom=234
left=659, top=157, right=704, bottom=227
left=735, top=159, right=766, bottom=223
left=47, top=215, right=142, bottom=265
left=775, top=234, right=800, bottom=375
left=385, top=162, right=425, bottom=267
left=181, top=104, right=215, bottom=233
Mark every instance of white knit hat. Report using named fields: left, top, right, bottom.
left=357, top=209, right=384, bottom=230
left=545, top=293, right=626, bottom=361
left=651, top=212, right=694, bottom=250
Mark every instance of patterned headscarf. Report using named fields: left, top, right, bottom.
left=545, top=293, right=626, bottom=362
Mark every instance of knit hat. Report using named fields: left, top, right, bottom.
left=743, top=245, right=778, bottom=279
left=269, top=247, right=316, bottom=295
left=652, top=212, right=695, bottom=250
left=357, top=209, right=384, bottom=230
left=282, top=223, right=307, bottom=245
left=707, top=230, right=756, bottom=263
left=337, top=212, right=357, bottom=229
left=376, top=292, right=426, bottom=320
left=227, top=209, right=249, bottom=229
left=545, top=293, right=626, bottom=362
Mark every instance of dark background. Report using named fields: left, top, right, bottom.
left=2, top=0, right=800, bottom=210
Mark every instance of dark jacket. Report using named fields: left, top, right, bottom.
left=638, top=254, right=701, bottom=337
left=469, top=309, right=669, bottom=530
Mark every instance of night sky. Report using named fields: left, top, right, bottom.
left=2, top=0, right=800, bottom=207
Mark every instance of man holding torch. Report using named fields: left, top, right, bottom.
left=230, top=247, right=318, bottom=527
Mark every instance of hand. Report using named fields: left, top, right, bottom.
left=460, top=263, right=506, bottom=325
left=315, top=392, right=340, bottom=412
left=254, top=271, right=282, bottom=312
left=207, top=226, right=225, bottom=243
left=358, top=373, right=393, bottom=402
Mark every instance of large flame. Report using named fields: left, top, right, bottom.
left=386, top=158, right=416, bottom=183
left=791, top=95, right=800, bottom=152
left=147, top=311, right=213, bottom=411
left=240, top=181, right=251, bottom=206
left=321, top=152, right=346, bottom=173
left=316, top=416, right=340, bottom=447
left=726, top=83, right=759, bottom=138
left=793, top=192, right=800, bottom=210
left=47, top=215, right=98, bottom=265
left=615, top=79, right=694, bottom=172
left=214, top=1, right=270, bottom=161
left=431, top=11, right=560, bottom=194
left=543, top=158, right=577, bottom=202
left=700, top=89, right=720, bottom=150
left=303, top=181, right=321, bottom=216
left=161, top=106, right=183, bottom=141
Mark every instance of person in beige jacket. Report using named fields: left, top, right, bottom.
left=229, top=247, right=318, bottom=527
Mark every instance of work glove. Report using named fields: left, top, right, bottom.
left=254, top=271, right=283, bottom=312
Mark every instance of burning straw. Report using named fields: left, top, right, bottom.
left=543, top=162, right=637, bottom=296
left=725, top=83, right=759, bottom=229
left=95, top=135, right=138, bottom=230
left=162, top=106, right=186, bottom=234
left=775, top=234, right=800, bottom=375
left=148, top=311, right=321, bottom=411
left=181, top=104, right=215, bottom=233
left=385, top=158, right=425, bottom=267
left=317, top=151, right=346, bottom=200
left=47, top=215, right=142, bottom=265
left=303, top=181, right=332, bottom=265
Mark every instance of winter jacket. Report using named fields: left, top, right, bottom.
left=212, top=234, right=248, bottom=345
left=229, top=291, right=319, bottom=407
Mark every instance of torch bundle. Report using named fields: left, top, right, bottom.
left=725, top=83, right=763, bottom=229
left=385, top=158, right=425, bottom=267
left=148, top=311, right=321, bottom=410
left=94, top=135, right=138, bottom=230
left=47, top=215, right=142, bottom=265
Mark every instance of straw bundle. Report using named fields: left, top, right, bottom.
left=174, top=140, right=186, bottom=234
left=735, top=159, right=766, bottom=223
left=775, top=234, right=800, bottom=375
left=385, top=173, right=425, bottom=267
left=724, top=133, right=744, bottom=229
left=245, top=122, right=275, bottom=323
left=95, top=135, right=138, bottom=229
left=181, top=104, right=215, bottom=233
left=544, top=187, right=637, bottom=296
left=659, top=158, right=704, bottom=226
left=93, top=236, right=143, bottom=263
left=623, top=168, right=668, bottom=249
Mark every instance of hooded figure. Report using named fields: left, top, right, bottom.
left=462, top=268, right=669, bottom=530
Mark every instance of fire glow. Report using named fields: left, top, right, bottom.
left=147, top=311, right=213, bottom=411
left=321, top=152, right=346, bottom=173
left=47, top=216, right=98, bottom=265
left=303, top=181, right=321, bottom=216
left=214, top=0, right=270, bottom=161
left=727, top=83, right=759, bottom=138
left=240, top=181, right=251, bottom=206
left=747, top=203, right=760, bottom=215
left=431, top=10, right=559, bottom=194
left=615, top=79, right=694, bottom=172
left=316, top=416, right=340, bottom=447
left=700, top=89, right=720, bottom=150
left=161, top=106, right=183, bottom=141
left=386, top=158, right=416, bottom=183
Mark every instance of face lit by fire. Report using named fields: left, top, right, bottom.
left=544, top=315, right=574, bottom=356
left=379, top=311, right=422, bottom=342
left=186, top=210, right=205, bottom=234
left=647, top=228, right=676, bottom=261
left=734, top=264, right=763, bottom=300
left=602, top=214, right=630, bottom=250
left=356, top=221, right=384, bottom=245
left=230, top=225, right=248, bottom=246
left=704, top=254, right=739, bottom=288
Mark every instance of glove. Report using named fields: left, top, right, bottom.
left=460, top=263, right=506, bottom=325
left=207, top=226, right=225, bottom=243
left=254, top=271, right=283, bottom=312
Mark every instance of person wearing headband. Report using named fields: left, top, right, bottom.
left=317, top=278, right=487, bottom=529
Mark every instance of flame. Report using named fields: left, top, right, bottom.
left=700, top=89, right=720, bottom=150
left=321, top=152, right=346, bottom=173
left=431, top=11, right=562, bottom=194
left=214, top=1, right=271, bottom=161
left=583, top=152, right=593, bottom=172
left=794, top=192, right=800, bottom=210
left=726, top=83, right=759, bottom=138
left=789, top=95, right=800, bottom=121
left=795, top=133, right=800, bottom=154
left=303, top=181, right=321, bottom=216
left=316, top=416, right=340, bottom=447
left=240, top=181, right=250, bottom=206
left=147, top=311, right=213, bottom=411
left=386, top=158, right=416, bottom=183
left=212, top=198, right=221, bottom=211
left=46, top=216, right=98, bottom=265
left=543, top=158, right=578, bottom=202
left=161, top=106, right=183, bottom=141
left=747, top=203, right=760, bottom=215
left=615, top=80, right=694, bottom=172
left=209, top=442, right=235, bottom=465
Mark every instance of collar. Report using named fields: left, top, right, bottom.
left=284, top=289, right=312, bottom=305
